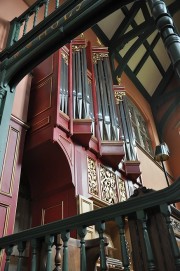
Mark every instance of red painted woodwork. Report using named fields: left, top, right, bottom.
left=124, top=160, right=141, bottom=181
left=100, top=141, right=125, bottom=169
left=72, top=119, right=93, bottom=147
left=0, top=117, right=27, bottom=270
left=89, top=136, right=99, bottom=154
left=24, top=39, right=136, bottom=231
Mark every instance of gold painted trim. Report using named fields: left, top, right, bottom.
left=41, top=202, right=64, bottom=225
left=0, top=126, right=20, bottom=197
left=0, top=202, right=10, bottom=236
left=0, top=203, right=10, bottom=268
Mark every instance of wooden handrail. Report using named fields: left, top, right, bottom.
left=0, top=177, right=180, bottom=248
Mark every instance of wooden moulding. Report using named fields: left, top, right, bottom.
left=58, top=111, right=70, bottom=133
left=89, top=136, right=99, bottom=155
left=124, top=160, right=141, bottom=181
left=100, top=140, right=125, bottom=169
left=71, top=119, right=93, bottom=147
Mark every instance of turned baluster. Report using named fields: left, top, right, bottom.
left=23, top=15, right=29, bottom=36
left=33, top=6, right=40, bottom=28
left=53, top=234, right=62, bottom=271
left=115, top=216, right=130, bottom=271
left=45, top=235, right=54, bottom=271
left=4, top=245, right=13, bottom=271
left=44, top=0, right=50, bottom=18
left=31, top=239, right=40, bottom=271
left=96, top=222, right=107, bottom=271
left=55, top=0, right=59, bottom=9
left=78, top=226, right=87, bottom=271
left=61, top=231, right=70, bottom=271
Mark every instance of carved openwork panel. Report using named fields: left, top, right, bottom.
left=117, top=177, right=127, bottom=202
left=171, top=217, right=180, bottom=237
left=87, top=157, right=98, bottom=197
left=87, top=157, right=127, bottom=204
left=100, top=166, right=118, bottom=204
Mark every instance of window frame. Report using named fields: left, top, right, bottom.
left=127, top=98, right=154, bottom=156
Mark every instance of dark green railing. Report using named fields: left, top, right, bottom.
left=6, top=0, right=63, bottom=47
left=0, top=178, right=180, bottom=271
left=3, top=0, right=82, bottom=48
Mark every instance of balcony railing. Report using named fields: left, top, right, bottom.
left=0, top=178, right=180, bottom=271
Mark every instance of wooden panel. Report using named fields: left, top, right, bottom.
left=0, top=118, right=27, bottom=270
left=101, top=140, right=125, bottom=169
left=77, top=195, right=94, bottom=239
left=0, top=203, right=9, bottom=237
left=41, top=202, right=64, bottom=225
left=32, top=55, right=54, bottom=84
left=0, top=126, right=20, bottom=196
left=78, top=195, right=93, bottom=214
left=57, top=130, right=73, bottom=166
left=29, top=76, right=53, bottom=118
left=72, top=119, right=93, bottom=147
left=30, top=116, right=50, bottom=133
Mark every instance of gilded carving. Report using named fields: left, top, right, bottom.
left=114, top=91, right=126, bottom=104
left=170, top=217, right=180, bottom=236
left=117, top=177, right=127, bottom=202
left=97, top=37, right=103, bottom=47
left=61, top=51, right=68, bottom=65
left=72, top=44, right=86, bottom=52
left=100, top=166, right=118, bottom=204
left=93, top=52, right=108, bottom=64
left=87, top=157, right=98, bottom=196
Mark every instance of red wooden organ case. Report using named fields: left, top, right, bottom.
left=24, top=38, right=141, bottom=229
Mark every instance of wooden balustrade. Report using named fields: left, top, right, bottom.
left=6, top=0, right=66, bottom=47
left=0, top=178, right=180, bottom=270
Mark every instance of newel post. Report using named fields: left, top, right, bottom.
left=160, top=204, right=180, bottom=269
left=147, top=0, right=180, bottom=78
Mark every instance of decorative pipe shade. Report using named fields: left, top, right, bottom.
left=154, top=143, right=170, bottom=162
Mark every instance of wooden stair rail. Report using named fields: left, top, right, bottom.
left=0, top=178, right=180, bottom=270
left=0, top=178, right=179, bottom=248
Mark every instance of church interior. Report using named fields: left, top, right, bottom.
left=0, top=0, right=180, bottom=270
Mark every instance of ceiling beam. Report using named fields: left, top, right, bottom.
left=110, top=2, right=140, bottom=45
left=134, top=33, right=160, bottom=75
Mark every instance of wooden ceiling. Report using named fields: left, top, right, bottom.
left=24, top=0, right=180, bottom=101
left=93, top=0, right=180, bottom=100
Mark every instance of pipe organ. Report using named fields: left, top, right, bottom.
left=25, top=38, right=141, bottom=229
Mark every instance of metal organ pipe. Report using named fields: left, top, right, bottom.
left=60, top=51, right=69, bottom=115
left=93, top=52, right=120, bottom=141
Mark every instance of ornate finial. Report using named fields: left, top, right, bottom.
left=116, top=76, right=121, bottom=86
left=80, top=33, right=84, bottom=39
left=97, top=37, right=103, bottom=47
